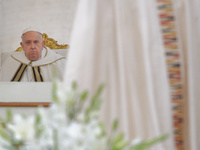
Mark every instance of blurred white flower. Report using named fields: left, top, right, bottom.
left=0, top=136, right=9, bottom=150
left=131, top=138, right=142, bottom=146
left=0, top=81, right=167, bottom=150
left=7, top=114, right=35, bottom=142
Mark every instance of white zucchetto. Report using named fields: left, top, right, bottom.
left=22, top=26, right=42, bottom=36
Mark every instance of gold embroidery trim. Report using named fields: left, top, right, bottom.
left=32, top=66, right=44, bottom=82
left=33, top=57, right=66, bottom=67
left=11, top=63, right=28, bottom=82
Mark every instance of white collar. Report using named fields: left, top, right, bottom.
left=11, top=47, right=65, bottom=66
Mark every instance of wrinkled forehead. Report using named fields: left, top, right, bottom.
left=21, top=31, right=43, bottom=41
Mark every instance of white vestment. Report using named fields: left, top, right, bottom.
left=0, top=48, right=66, bottom=82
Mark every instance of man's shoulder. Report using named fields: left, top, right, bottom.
left=47, top=48, right=67, bottom=58
left=1, top=51, right=23, bottom=66
left=0, top=52, right=22, bottom=75
left=46, top=48, right=66, bottom=62
left=1, top=51, right=16, bottom=65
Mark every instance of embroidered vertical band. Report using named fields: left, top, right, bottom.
left=11, top=63, right=28, bottom=82
left=32, top=66, right=44, bottom=82
left=157, top=0, right=184, bottom=149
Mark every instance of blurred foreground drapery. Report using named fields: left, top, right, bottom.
left=63, top=0, right=175, bottom=149
left=64, top=0, right=200, bottom=149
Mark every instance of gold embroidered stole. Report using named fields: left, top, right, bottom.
left=11, top=63, right=44, bottom=82
left=32, top=66, right=44, bottom=82
left=11, top=63, right=28, bottom=81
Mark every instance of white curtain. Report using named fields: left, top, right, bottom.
left=174, top=0, right=200, bottom=149
left=64, top=0, right=175, bottom=149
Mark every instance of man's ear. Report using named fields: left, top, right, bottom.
left=42, top=41, right=45, bottom=47
left=20, top=42, right=23, bottom=48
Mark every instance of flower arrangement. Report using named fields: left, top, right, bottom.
left=0, top=79, right=168, bottom=150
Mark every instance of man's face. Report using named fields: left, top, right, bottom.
left=20, top=31, right=45, bottom=61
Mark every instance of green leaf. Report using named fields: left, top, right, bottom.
left=0, top=126, right=9, bottom=141
left=80, top=90, right=88, bottom=101
left=113, top=140, right=128, bottom=150
left=112, top=120, right=118, bottom=131
left=131, top=134, right=169, bottom=150
left=72, top=81, right=77, bottom=90
left=113, top=133, right=124, bottom=144
left=52, top=78, right=59, bottom=103
left=91, top=84, right=104, bottom=102
left=98, top=122, right=106, bottom=137
left=53, top=129, right=59, bottom=150
left=0, top=116, right=5, bottom=123
left=6, top=109, right=12, bottom=123
left=84, top=85, right=104, bottom=122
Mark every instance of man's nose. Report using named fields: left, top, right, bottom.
left=30, top=43, right=36, bottom=49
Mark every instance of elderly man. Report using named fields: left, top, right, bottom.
left=0, top=27, right=66, bottom=82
